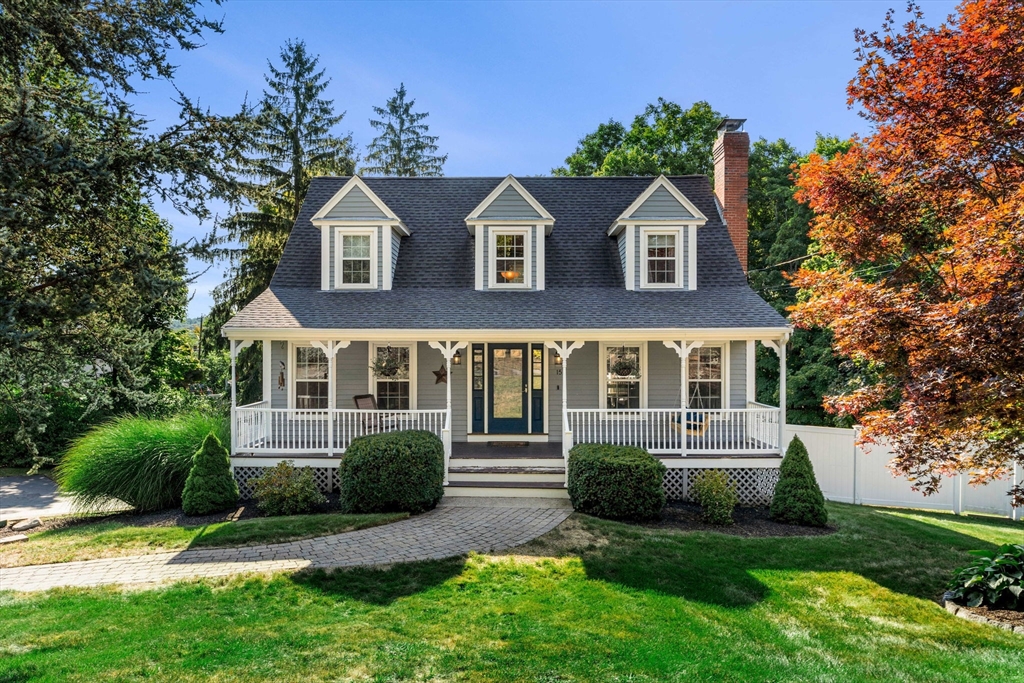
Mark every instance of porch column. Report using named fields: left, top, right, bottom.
left=428, top=341, right=468, bottom=484
left=312, top=341, right=350, bottom=457
left=544, top=342, right=585, bottom=471
left=663, top=341, right=703, bottom=456
left=262, top=339, right=272, bottom=403
left=229, top=339, right=253, bottom=456
left=760, top=334, right=790, bottom=453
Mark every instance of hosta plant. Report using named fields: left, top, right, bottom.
left=947, top=544, right=1024, bottom=609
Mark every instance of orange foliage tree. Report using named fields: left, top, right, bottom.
left=791, top=0, right=1024, bottom=504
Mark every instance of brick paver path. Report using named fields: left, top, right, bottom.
left=0, top=505, right=569, bottom=592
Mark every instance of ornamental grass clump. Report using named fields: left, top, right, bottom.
left=251, top=461, right=326, bottom=516
left=770, top=436, right=828, bottom=527
left=690, top=470, right=738, bottom=525
left=57, top=413, right=229, bottom=512
left=340, top=430, right=444, bottom=513
left=947, top=544, right=1024, bottom=609
left=181, top=433, right=239, bottom=516
left=567, top=444, right=665, bottom=521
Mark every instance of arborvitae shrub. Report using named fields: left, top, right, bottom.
left=691, top=470, right=738, bottom=525
left=567, top=444, right=666, bottom=521
left=181, top=433, right=239, bottom=516
left=770, top=436, right=828, bottom=527
left=340, top=430, right=444, bottom=513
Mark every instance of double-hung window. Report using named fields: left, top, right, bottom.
left=340, top=233, right=372, bottom=285
left=372, top=344, right=412, bottom=410
left=605, top=345, right=642, bottom=409
left=490, top=229, right=530, bottom=288
left=687, top=346, right=723, bottom=409
left=642, top=230, right=680, bottom=287
left=294, top=346, right=329, bottom=410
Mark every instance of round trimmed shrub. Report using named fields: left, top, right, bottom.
left=770, top=435, right=828, bottom=527
left=567, top=444, right=666, bottom=521
left=339, top=430, right=444, bottom=513
left=57, top=413, right=229, bottom=512
left=252, top=461, right=326, bottom=516
left=182, top=433, right=239, bottom=516
left=691, top=470, right=738, bottom=525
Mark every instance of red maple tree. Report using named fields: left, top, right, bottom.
left=791, top=0, right=1024, bottom=504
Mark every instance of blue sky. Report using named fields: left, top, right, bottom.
left=149, top=0, right=959, bottom=318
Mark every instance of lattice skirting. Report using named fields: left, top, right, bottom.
left=663, top=467, right=780, bottom=506
left=233, top=466, right=339, bottom=499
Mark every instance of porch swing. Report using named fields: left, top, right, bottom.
left=670, top=384, right=709, bottom=437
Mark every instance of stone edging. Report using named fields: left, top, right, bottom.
left=942, top=593, right=1024, bottom=634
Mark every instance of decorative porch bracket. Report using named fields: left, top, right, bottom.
left=545, top=341, right=586, bottom=478
left=428, top=341, right=469, bottom=484
left=759, top=335, right=791, bottom=454
left=229, top=340, right=254, bottom=456
left=662, top=341, right=704, bottom=458
left=310, top=341, right=350, bottom=457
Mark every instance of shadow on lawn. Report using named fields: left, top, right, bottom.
left=290, top=557, right=466, bottom=605
left=575, top=503, right=1016, bottom=609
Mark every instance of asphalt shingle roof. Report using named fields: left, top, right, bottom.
left=224, top=176, right=788, bottom=332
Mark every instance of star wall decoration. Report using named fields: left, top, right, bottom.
left=433, top=364, right=447, bottom=384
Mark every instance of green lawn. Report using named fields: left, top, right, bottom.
left=1, top=503, right=1022, bottom=682
left=1, top=512, right=407, bottom=568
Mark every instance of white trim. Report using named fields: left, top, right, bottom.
left=465, top=175, right=555, bottom=232
left=535, top=226, right=545, bottom=291
left=607, top=175, right=708, bottom=236
left=543, top=343, right=550, bottom=435
left=688, top=224, right=698, bottom=290
left=231, top=457, right=341, bottom=469
left=320, top=226, right=330, bottom=290
left=368, top=342, right=417, bottom=410
left=488, top=226, right=532, bottom=290
left=466, top=433, right=549, bottom=443
left=262, top=338, right=272, bottom=402
left=333, top=227, right=378, bottom=290
left=382, top=227, right=393, bottom=291
left=640, top=227, right=684, bottom=289
left=624, top=225, right=635, bottom=291
left=660, top=457, right=781, bottom=469
left=599, top=342, right=648, bottom=410
left=474, top=225, right=484, bottom=291
left=746, top=339, right=756, bottom=403
left=311, top=176, right=407, bottom=233
left=287, top=342, right=331, bottom=412
left=226, top=327, right=793, bottom=342
left=686, top=342, right=728, bottom=411
left=465, top=343, right=474, bottom=434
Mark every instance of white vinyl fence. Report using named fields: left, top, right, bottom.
left=786, top=424, right=1022, bottom=521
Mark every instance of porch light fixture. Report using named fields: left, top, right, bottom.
left=452, top=349, right=462, bottom=365
left=500, top=269, right=520, bottom=282
left=553, top=353, right=563, bottom=366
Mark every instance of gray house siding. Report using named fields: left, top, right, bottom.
left=416, top=342, right=467, bottom=440
left=548, top=348, right=562, bottom=435
left=271, top=341, right=288, bottom=409
left=565, top=341, right=599, bottom=409
left=617, top=232, right=627, bottom=279
left=390, top=229, right=401, bottom=285
left=478, top=185, right=541, bottom=218
left=324, top=186, right=387, bottom=219
left=629, top=186, right=694, bottom=218
left=647, top=342, right=681, bottom=408
left=729, top=340, right=746, bottom=409
left=336, top=342, right=369, bottom=406
left=328, top=228, right=334, bottom=289
left=482, top=227, right=489, bottom=290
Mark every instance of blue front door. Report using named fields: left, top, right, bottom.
left=488, top=344, right=528, bottom=433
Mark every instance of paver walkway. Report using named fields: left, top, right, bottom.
left=0, top=504, right=570, bottom=592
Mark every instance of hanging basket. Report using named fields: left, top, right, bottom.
left=610, top=347, right=640, bottom=378
left=370, top=345, right=403, bottom=378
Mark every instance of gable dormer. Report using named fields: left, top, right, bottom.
left=607, top=176, right=707, bottom=291
left=311, top=177, right=408, bottom=291
left=465, top=176, right=554, bottom=291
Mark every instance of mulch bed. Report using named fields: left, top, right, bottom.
left=943, top=596, right=1024, bottom=633
left=639, top=502, right=837, bottom=537
left=0, top=494, right=342, bottom=538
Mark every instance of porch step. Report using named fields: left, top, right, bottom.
left=444, top=481, right=569, bottom=499
left=448, top=466, right=564, bottom=475
left=448, top=457, right=562, bottom=468
left=451, top=451, right=562, bottom=460
left=447, top=468, right=565, bottom=484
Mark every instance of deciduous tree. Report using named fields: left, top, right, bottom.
left=791, top=0, right=1024, bottom=504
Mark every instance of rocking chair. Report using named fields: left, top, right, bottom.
left=353, top=394, right=397, bottom=433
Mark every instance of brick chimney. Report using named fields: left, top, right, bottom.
left=713, top=118, right=749, bottom=272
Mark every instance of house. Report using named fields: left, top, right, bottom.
left=222, top=119, right=790, bottom=503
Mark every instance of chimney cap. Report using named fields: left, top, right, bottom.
left=716, top=118, right=747, bottom=134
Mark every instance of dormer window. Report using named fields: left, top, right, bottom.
left=338, top=232, right=374, bottom=286
left=643, top=230, right=680, bottom=287
left=491, top=229, right=530, bottom=288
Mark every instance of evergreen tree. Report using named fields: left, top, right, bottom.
left=362, top=84, right=446, bottom=176
left=182, top=433, right=239, bottom=516
left=770, top=436, right=828, bottom=527
left=204, top=40, right=355, bottom=401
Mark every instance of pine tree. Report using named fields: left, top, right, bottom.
left=770, top=436, right=828, bottom=527
left=204, top=40, right=355, bottom=400
left=182, top=433, right=239, bottom=516
left=362, top=84, right=446, bottom=176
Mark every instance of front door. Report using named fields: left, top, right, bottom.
left=488, top=344, right=529, bottom=433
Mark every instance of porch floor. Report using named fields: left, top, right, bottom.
left=452, top=441, right=562, bottom=460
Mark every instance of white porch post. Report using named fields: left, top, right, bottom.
left=229, top=340, right=253, bottom=456
left=545, top=341, right=585, bottom=483
left=312, top=341, right=349, bottom=457
left=663, top=341, right=703, bottom=456
left=761, top=334, right=789, bottom=453
left=262, top=339, right=272, bottom=403
left=429, top=341, right=468, bottom=485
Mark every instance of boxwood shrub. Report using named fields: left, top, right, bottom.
left=567, top=443, right=666, bottom=521
left=339, top=430, right=444, bottom=513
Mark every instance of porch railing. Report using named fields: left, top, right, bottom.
left=564, top=406, right=781, bottom=455
left=232, top=405, right=447, bottom=456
